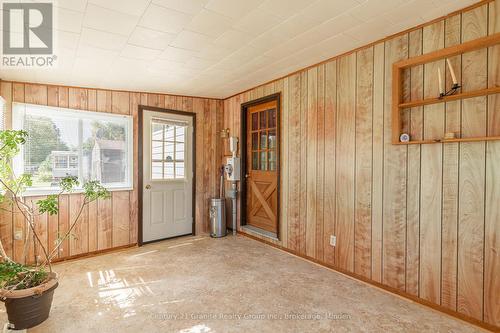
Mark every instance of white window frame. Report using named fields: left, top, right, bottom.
left=12, top=102, right=133, bottom=196
left=150, top=119, right=187, bottom=181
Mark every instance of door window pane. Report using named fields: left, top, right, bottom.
left=268, top=109, right=276, bottom=128
left=269, top=151, right=277, bottom=171
left=252, top=113, right=258, bottom=130
left=152, top=162, right=163, bottom=179
left=252, top=132, right=258, bottom=150
left=268, top=129, right=276, bottom=149
left=164, top=162, right=174, bottom=179
left=260, top=131, right=267, bottom=149
left=260, top=151, right=267, bottom=171
left=252, top=152, right=259, bottom=170
left=259, top=111, right=266, bottom=129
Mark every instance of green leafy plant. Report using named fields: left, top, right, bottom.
left=0, top=130, right=110, bottom=291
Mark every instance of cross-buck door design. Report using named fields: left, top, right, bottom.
left=245, top=100, right=278, bottom=234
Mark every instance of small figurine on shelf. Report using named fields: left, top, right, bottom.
left=444, top=132, right=457, bottom=140
left=400, top=133, right=410, bottom=143
left=438, top=59, right=461, bottom=99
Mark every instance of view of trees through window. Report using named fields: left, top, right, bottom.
left=15, top=104, right=131, bottom=189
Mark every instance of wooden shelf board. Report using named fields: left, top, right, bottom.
left=393, top=136, right=500, bottom=145
left=398, top=86, right=500, bottom=109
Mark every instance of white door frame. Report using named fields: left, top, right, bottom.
left=138, top=106, right=196, bottom=245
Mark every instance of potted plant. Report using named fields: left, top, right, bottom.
left=0, top=130, right=110, bottom=330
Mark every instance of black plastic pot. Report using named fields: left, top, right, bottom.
left=1, top=273, right=58, bottom=330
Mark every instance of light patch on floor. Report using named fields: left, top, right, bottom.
left=0, top=235, right=485, bottom=332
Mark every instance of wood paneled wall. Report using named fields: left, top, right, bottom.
left=223, top=0, right=500, bottom=329
left=0, top=81, right=223, bottom=261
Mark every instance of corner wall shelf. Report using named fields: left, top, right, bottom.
left=392, top=32, right=500, bottom=145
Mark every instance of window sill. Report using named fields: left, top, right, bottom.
left=20, top=187, right=134, bottom=197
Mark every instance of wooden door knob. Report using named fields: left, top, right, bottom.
left=145, top=184, right=151, bottom=189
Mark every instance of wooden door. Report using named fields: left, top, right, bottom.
left=246, top=100, right=279, bottom=234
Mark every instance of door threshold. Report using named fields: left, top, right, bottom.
left=141, top=233, right=193, bottom=246
left=241, top=225, right=278, bottom=241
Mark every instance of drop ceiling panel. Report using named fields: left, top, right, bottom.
left=0, top=0, right=480, bottom=99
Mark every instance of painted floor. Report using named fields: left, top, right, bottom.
left=0, top=235, right=485, bottom=332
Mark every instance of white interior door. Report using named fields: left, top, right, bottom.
left=142, top=110, right=193, bottom=242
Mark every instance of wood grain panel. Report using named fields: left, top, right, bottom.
left=457, top=4, right=487, bottom=321
left=371, top=43, right=384, bottom=283
left=69, top=194, right=88, bottom=256
left=323, top=60, right=337, bottom=266
left=485, top=1, right=500, bottom=327
left=57, top=195, right=69, bottom=259
left=441, top=13, right=462, bottom=311
left=112, top=191, right=130, bottom=247
left=315, top=66, right=325, bottom=260
left=354, top=47, right=373, bottom=279
left=0, top=203, right=12, bottom=259
left=68, top=88, right=87, bottom=110
left=335, top=54, right=356, bottom=272
left=419, top=21, right=444, bottom=305
left=25, top=84, right=47, bottom=105
left=299, top=70, right=307, bottom=255
left=97, top=197, right=112, bottom=250
left=287, top=74, right=301, bottom=252
left=406, top=28, right=423, bottom=297
left=382, top=35, right=408, bottom=291
left=0, top=81, right=12, bottom=128
left=306, top=67, right=317, bottom=258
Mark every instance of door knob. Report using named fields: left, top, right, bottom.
left=245, top=174, right=249, bottom=178
left=145, top=184, right=151, bottom=189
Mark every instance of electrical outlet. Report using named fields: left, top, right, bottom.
left=14, top=231, right=23, bottom=240
left=330, top=235, right=336, bottom=247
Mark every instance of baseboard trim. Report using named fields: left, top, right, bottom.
left=52, top=244, right=137, bottom=264
left=238, top=231, right=497, bottom=332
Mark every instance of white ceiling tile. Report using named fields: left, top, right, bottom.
left=129, top=27, right=176, bottom=50
left=83, top=4, right=139, bottom=36
left=301, top=0, right=362, bottom=24
left=213, top=29, right=254, bottom=50
left=159, top=47, right=199, bottom=62
left=88, top=0, right=151, bottom=16
left=152, top=0, right=209, bottom=15
left=344, top=17, right=396, bottom=43
left=315, top=13, right=364, bottom=36
left=248, top=30, right=288, bottom=52
left=2, top=0, right=478, bottom=98
left=121, top=44, right=162, bottom=61
left=170, top=30, right=214, bottom=51
left=197, top=44, right=233, bottom=60
left=55, top=7, right=84, bottom=33
left=382, top=0, right=435, bottom=24
left=186, top=9, right=234, bottom=38
left=52, top=0, right=88, bottom=12
left=206, top=0, right=265, bottom=20
left=79, top=28, right=128, bottom=51
left=55, top=30, right=81, bottom=52
left=258, top=0, right=313, bottom=19
left=139, top=4, right=193, bottom=34
left=77, top=44, right=120, bottom=60
left=269, top=14, right=319, bottom=39
left=348, top=0, right=406, bottom=22
left=184, top=57, right=218, bottom=70
left=234, top=8, right=283, bottom=36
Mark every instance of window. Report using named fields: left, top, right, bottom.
left=251, top=108, right=277, bottom=171
left=151, top=119, right=186, bottom=180
left=0, top=97, right=5, bottom=130
left=13, top=103, right=133, bottom=194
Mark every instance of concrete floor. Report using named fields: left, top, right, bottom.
left=0, top=235, right=484, bottom=332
